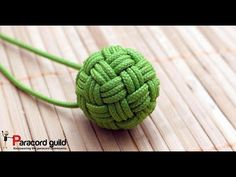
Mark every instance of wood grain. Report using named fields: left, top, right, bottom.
left=0, top=26, right=236, bottom=151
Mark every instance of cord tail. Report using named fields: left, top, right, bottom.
left=0, top=64, right=79, bottom=108
left=0, top=33, right=82, bottom=70
left=0, top=32, right=80, bottom=108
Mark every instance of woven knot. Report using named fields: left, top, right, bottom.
left=76, top=46, right=160, bottom=129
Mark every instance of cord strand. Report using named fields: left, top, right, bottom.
left=0, top=32, right=80, bottom=108
left=0, top=33, right=82, bottom=70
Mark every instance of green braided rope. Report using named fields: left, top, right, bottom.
left=0, top=33, right=160, bottom=130
left=0, top=33, right=80, bottom=108
left=76, top=46, right=160, bottom=129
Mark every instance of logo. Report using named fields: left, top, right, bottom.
left=1, top=131, right=11, bottom=149
left=1, top=130, right=67, bottom=150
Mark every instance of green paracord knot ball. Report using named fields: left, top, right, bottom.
left=0, top=33, right=160, bottom=130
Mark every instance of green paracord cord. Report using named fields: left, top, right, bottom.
left=0, top=32, right=160, bottom=130
left=0, top=33, right=81, bottom=108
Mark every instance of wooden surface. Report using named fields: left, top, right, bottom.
left=0, top=26, right=236, bottom=151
